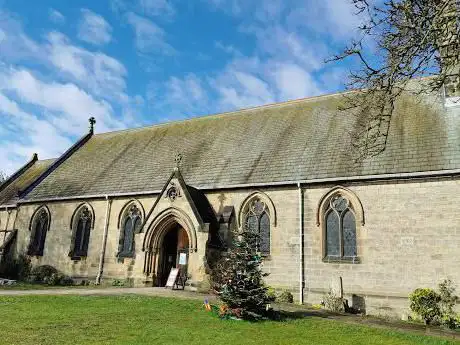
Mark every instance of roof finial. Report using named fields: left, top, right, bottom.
left=89, top=117, right=96, bottom=133
left=174, top=152, right=182, bottom=171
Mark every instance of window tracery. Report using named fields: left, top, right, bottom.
left=243, top=198, right=270, bottom=254
left=28, top=207, right=50, bottom=256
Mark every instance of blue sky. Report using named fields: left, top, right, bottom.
left=0, top=0, right=360, bottom=174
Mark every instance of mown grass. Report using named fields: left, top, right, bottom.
left=0, top=295, right=458, bottom=345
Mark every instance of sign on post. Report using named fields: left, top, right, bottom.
left=165, top=267, right=186, bottom=290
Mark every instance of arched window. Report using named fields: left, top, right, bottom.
left=324, top=194, right=358, bottom=261
left=27, top=207, right=50, bottom=256
left=118, top=204, right=142, bottom=258
left=243, top=198, right=271, bottom=254
left=69, top=205, right=93, bottom=259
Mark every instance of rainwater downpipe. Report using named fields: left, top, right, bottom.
left=297, top=182, right=304, bottom=304
left=2, top=206, right=9, bottom=243
left=96, top=195, right=112, bottom=285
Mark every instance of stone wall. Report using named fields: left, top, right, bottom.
left=7, top=175, right=460, bottom=318
left=302, top=177, right=460, bottom=318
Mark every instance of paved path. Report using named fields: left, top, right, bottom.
left=0, top=287, right=214, bottom=300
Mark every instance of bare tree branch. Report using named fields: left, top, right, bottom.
left=329, top=0, right=460, bottom=162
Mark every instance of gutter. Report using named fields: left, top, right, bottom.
left=96, top=195, right=112, bottom=285
left=297, top=182, right=304, bottom=305
left=17, top=168, right=460, bottom=204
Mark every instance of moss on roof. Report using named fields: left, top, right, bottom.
left=21, top=91, right=460, bottom=200
left=0, top=159, right=55, bottom=205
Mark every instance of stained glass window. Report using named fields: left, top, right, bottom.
left=324, top=195, right=357, bottom=260
left=71, top=206, right=92, bottom=258
left=28, top=208, right=50, bottom=256
left=118, top=204, right=141, bottom=257
left=343, top=210, right=357, bottom=257
left=326, top=211, right=340, bottom=256
left=244, top=198, right=270, bottom=254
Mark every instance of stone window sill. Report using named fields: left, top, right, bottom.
left=70, top=256, right=86, bottom=262
left=117, top=252, right=135, bottom=263
left=322, top=256, right=360, bottom=264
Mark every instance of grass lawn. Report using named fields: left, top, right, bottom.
left=0, top=295, right=458, bottom=345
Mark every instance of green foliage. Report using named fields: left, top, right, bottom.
left=277, top=290, right=294, bottom=304
left=0, top=253, right=32, bottom=280
left=265, top=287, right=294, bottom=304
left=28, top=264, right=73, bottom=286
left=211, top=230, right=274, bottom=320
left=322, top=290, right=344, bottom=312
left=266, top=287, right=277, bottom=301
left=111, top=279, right=126, bottom=287
left=409, top=288, right=441, bottom=325
left=29, top=265, right=58, bottom=283
left=44, top=272, right=73, bottom=286
left=409, top=280, right=460, bottom=329
left=438, top=279, right=459, bottom=329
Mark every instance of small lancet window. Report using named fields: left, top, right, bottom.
left=70, top=206, right=92, bottom=259
left=118, top=204, right=142, bottom=258
left=27, top=208, right=50, bottom=256
left=324, top=195, right=357, bottom=261
left=243, top=198, right=270, bottom=254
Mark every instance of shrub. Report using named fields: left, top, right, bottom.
left=59, top=275, right=74, bottom=286
left=29, top=265, right=58, bottom=283
left=112, top=279, right=125, bottom=287
left=266, top=287, right=277, bottom=302
left=409, top=288, right=441, bottom=325
left=44, top=272, right=73, bottom=286
left=438, top=279, right=459, bottom=329
left=322, top=290, right=344, bottom=312
left=0, top=253, right=32, bottom=280
left=277, top=290, right=294, bottom=304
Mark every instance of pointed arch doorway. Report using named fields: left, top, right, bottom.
left=143, top=208, right=199, bottom=287
left=157, top=223, right=189, bottom=286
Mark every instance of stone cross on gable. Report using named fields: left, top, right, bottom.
left=174, top=153, right=183, bottom=170
left=89, top=117, right=96, bottom=133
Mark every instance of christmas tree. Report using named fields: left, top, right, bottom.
left=211, top=230, right=274, bottom=319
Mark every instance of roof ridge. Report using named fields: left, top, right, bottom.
left=37, top=158, right=57, bottom=163
left=20, top=132, right=93, bottom=199
left=0, top=153, right=38, bottom=194
left=94, top=89, right=350, bottom=137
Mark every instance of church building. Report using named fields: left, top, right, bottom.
left=0, top=86, right=459, bottom=318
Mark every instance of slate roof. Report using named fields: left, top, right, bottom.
left=21, top=91, right=460, bottom=201
left=0, top=158, right=55, bottom=206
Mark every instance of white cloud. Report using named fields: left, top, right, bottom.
left=126, top=12, right=175, bottom=54
left=47, top=32, right=127, bottom=101
left=285, top=0, right=360, bottom=39
left=147, top=74, right=210, bottom=121
left=48, top=9, right=65, bottom=24
left=139, top=0, right=175, bottom=18
left=274, top=63, right=322, bottom=100
left=0, top=91, right=73, bottom=173
left=78, top=9, right=112, bottom=45
left=1, top=67, right=121, bottom=135
left=0, top=10, right=42, bottom=63
left=0, top=10, right=140, bottom=174
left=215, top=41, right=241, bottom=56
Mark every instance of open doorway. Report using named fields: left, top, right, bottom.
left=157, top=223, right=189, bottom=286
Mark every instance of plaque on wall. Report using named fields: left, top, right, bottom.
left=179, top=252, right=187, bottom=265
